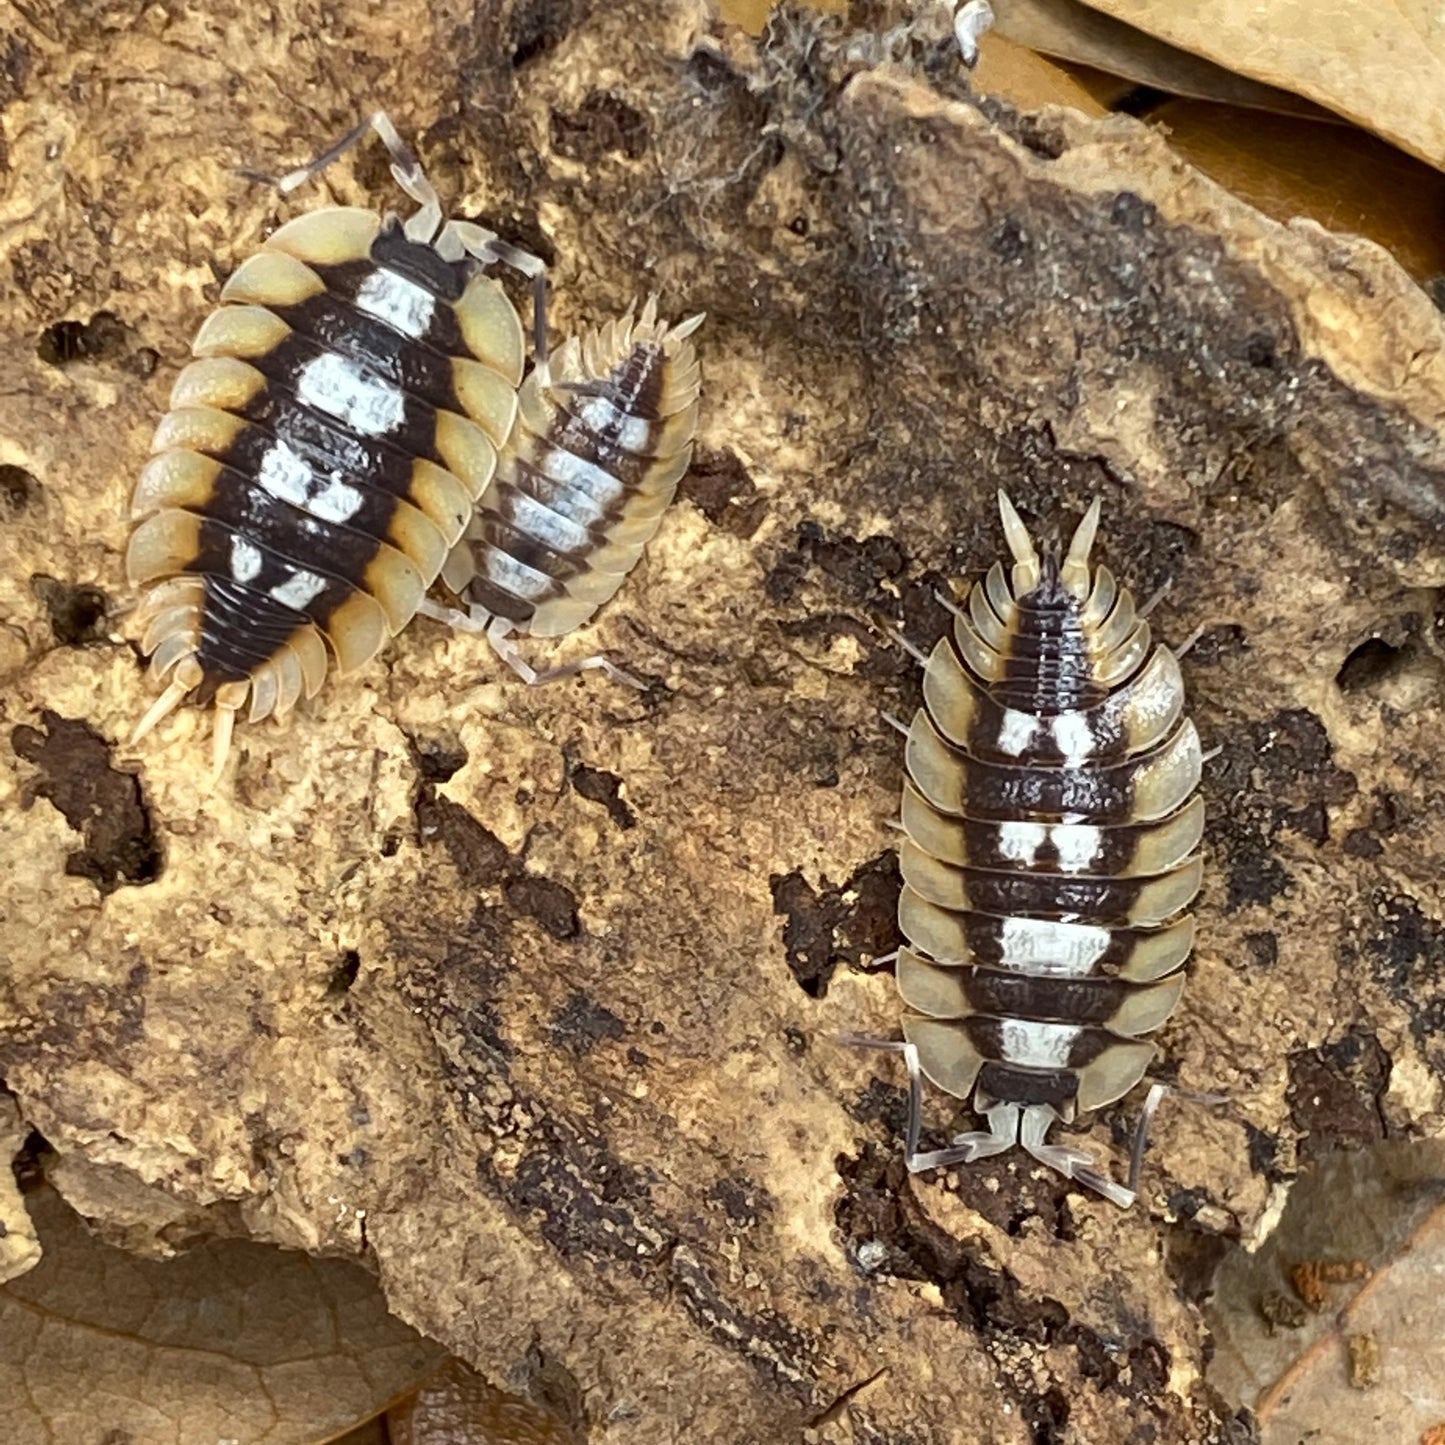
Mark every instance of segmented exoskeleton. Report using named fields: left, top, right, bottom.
left=128, top=113, right=543, bottom=778
left=423, top=297, right=704, bottom=684
left=879, top=492, right=1203, bottom=1207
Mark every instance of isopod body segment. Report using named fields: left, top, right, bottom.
left=890, top=492, right=1203, bottom=1207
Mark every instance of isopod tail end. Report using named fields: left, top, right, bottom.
left=1061, top=496, right=1103, bottom=599
left=207, top=680, right=249, bottom=789
left=997, top=490, right=1041, bottom=596
left=131, top=656, right=204, bottom=745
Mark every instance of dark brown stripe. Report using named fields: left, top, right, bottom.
left=975, top=1061, right=1077, bottom=1109
left=956, top=970, right=1132, bottom=1026
left=192, top=474, right=382, bottom=599
left=189, top=516, right=360, bottom=629
left=921, top=863, right=1151, bottom=923
left=916, top=748, right=1146, bottom=824
left=951, top=816, right=1160, bottom=876
left=195, top=575, right=306, bottom=682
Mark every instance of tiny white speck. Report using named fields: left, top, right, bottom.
left=355, top=267, right=437, bottom=340
left=229, top=535, right=263, bottom=583
left=296, top=353, right=405, bottom=438
left=270, top=569, right=328, bottom=610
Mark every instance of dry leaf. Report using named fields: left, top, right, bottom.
left=1208, top=1142, right=1445, bottom=1442
left=388, top=1360, right=580, bottom=1445
left=1077, top=0, right=1445, bottom=169
left=0, top=1185, right=445, bottom=1445
left=990, top=0, right=1333, bottom=115
left=711, top=0, right=845, bottom=35
left=972, top=32, right=1109, bottom=115
left=1151, top=100, right=1445, bottom=287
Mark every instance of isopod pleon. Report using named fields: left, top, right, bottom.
left=422, top=296, right=704, bottom=685
left=128, top=113, right=542, bottom=778
left=875, top=492, right=1203, bottom=1207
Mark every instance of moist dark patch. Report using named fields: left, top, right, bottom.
left=550, top=991, right=626, bottom=1052
left=770, top=850, right=902, bottom=998
left=30, top=576, right=108, bottom=646
left=409, top=733, right=469, bottom=783
left=508, top=0, right=575, bottom=67
left=0, top=464, right=39, bottom=514
left=550, top=89, right=651, bottom=162
left=505, top=874, right=580, bottom=940
left=706, top=1175, right=774, bottom=1228
left=563, top=743, right=636, bottom=829
left=682, top=447, right=768, bottom=539
left=1287, top=1028, right=1389, bottom=1159
left=327, top=950, right=362, bottom=997
left=416, top=792, right=514, bottom=887
left=11, top=711, right=162, bottom=893
left=764, top=520, right=907, bottom=608
left=1204, top=708, right=1356, bottom=912
left=36, top=310, right=134, bottom=367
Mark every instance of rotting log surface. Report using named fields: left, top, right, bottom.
left=2, top=3, right=1444, bottom=1441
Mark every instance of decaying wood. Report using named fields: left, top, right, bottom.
left=2, top=2, right=1443, bottom=1440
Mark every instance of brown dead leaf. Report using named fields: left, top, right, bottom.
left=0, top=1184, right=445, bottom=1445
left=991, top=0, right=1334, bottom=115
left=711, top=0, right=845, bottom=34
left=972, top=32, right=1109, bottom=115
left=1077, top=0, right=1445, bottom=169
left=1208, top=1142, right=1445, bottom=1442
left=387, top=1359, right=580, bottom=1445
left=1151, top=100, right=1445, bottom=287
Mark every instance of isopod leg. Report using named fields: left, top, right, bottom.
left=486, top=616, right=646, bottom=691
left=837, top=1036, right=1018, bottom=1174
left=1020, top=1105, right=1135, bottom=1209
left=447, top=221, right=550, bottom=364
left=1125, top=1082, right=1230, bottom=1197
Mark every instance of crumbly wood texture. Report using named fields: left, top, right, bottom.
left=1, top=3, right=1443, bottom=1441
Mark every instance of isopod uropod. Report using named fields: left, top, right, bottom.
left=877, top=492, right=1203, bottom=1207
left=128, top=113, right=543, bottom=777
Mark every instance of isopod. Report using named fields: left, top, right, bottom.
left=128, top=112, right=543, bottom=778
left=869, top=492, right=1203, bottom=1207
left=422, top=296, right=704, bottom=685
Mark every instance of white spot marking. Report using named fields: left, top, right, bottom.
left=270, top=569, right=328, bottom=610
left=996, top=821, right=1047, bottom=866
left=998, top=917, right=1109, bottom=976
left=995, top=709, right=1037, bottom=756
left=507, top=491, right=591, bottom=554
left=229, top=535, right=263, bottom=583
left=1050, top=824, right=1103, bottom=872
left=573, top=395, right=653, bottom=452
left=296, top=353, right=405, bottom=438
left=355, top=267, right=436, bottom=340
left=481, top=547, right=555, bottom=601
left=999, top=1018, right=1080, bottom=1069
left=257, top=441, right=365, bottom=524
left=538, top=448, right=625, bottom=514
left=1052, top=712, right=1099, bottom=766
